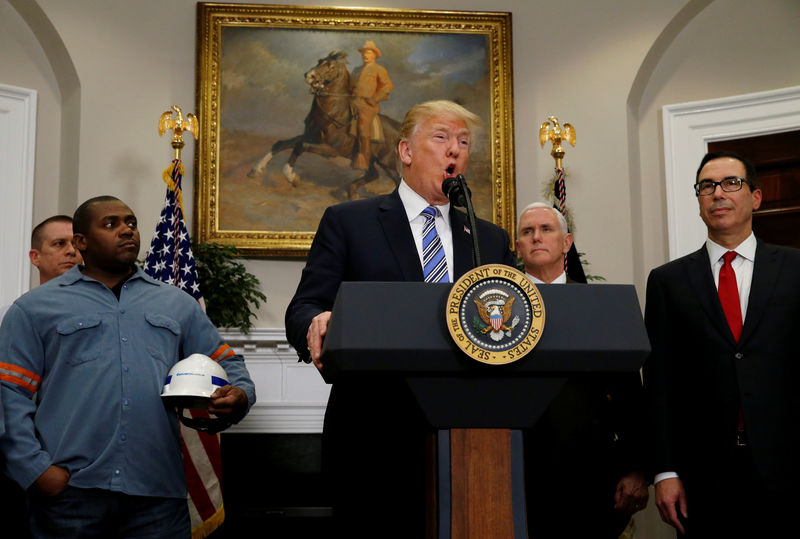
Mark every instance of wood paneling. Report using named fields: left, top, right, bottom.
left=708, top=131, right=800, bottom=247
left=450, top=428, right=514, bottom=538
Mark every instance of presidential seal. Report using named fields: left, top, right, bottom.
left=446, top=264, right=545, bottom=365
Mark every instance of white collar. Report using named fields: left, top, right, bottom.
left=525, top=270, right=567, bottom=284
left=398, top=179, right=451, bottom=225
left=705, top=232, right=756, bottom=263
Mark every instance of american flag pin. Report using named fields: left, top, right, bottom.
left=464, top=225, right=471, bottom=235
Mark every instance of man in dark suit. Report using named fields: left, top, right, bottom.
left=518, top=203, right=648, bottom=538
left=285, top=100, right=516, bottom=536
left=644, top=151, right=800, bottom=537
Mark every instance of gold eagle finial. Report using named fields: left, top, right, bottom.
left=539, top=116, right=576, bottom=169
left=158, top=105, right=199, bottom=160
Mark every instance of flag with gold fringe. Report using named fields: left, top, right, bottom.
left=143, top=158, right=225, bottom=539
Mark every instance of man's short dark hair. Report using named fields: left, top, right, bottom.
left=72, top=195, right=122, bottom=236
left=696, top=151, right=759, bottom=190
left=31, top=215, right=73, bottom=250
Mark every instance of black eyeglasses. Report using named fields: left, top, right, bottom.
left=694, top=177, right=749, bottom=196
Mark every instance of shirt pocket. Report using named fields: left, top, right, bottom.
left=144, top=313, right=181, bottom=367
left=56, top=315, right=102, bottom=366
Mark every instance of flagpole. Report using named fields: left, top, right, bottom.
left=539, top=116, right=576, bottom=271
left=149, top=106, right=225, bottom=539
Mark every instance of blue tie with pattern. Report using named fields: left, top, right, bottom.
left=421, top=206, right=450, bottom=283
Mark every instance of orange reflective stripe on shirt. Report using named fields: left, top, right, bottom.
left=0, top=362, right=41, bottom=393
left=209, top=344, right=234, bottom=362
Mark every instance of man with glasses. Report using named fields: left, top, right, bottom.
left=643, top=151, right=800, bottom=537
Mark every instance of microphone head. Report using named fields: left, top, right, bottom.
left=443, top=175, right=472, bottom=207
left=442, top=176, right=459, bottom=198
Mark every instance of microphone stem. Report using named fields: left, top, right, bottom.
left=457, top=175, right=482, bottom=268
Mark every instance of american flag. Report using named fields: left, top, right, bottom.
left=144, top=159, right=225, bottom=538
left=551, top=167, right=587, bottom=283
left=144, top=160, right=201, bottom=301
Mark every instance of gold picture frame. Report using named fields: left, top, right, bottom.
left=195, top=3, right=515, bottom=257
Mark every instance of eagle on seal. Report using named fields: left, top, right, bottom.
left=474, top=297, right=515, bottom=334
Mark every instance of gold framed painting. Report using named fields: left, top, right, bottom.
left=195, top=3, right=514, bottom=257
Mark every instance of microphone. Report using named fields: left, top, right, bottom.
left=442, top=174, right=481, bottom=268
left=442, top=175, right=472, bottom=207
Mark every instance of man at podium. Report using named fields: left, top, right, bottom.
left=516, top=202, right=648, bottom=538
left=285, top=100, right=516, bottom=536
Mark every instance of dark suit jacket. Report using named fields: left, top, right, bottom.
left=643, top=239, right=800, bottom=493
left=285, top=188, right=516, bottom=362
left=284, top=189, right=515, bottom=532
left=524, top=280, right=645, bottom=538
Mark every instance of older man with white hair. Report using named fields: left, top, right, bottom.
left=516, top=202, right=574, bottom=283
left=518, top=202, right=648, bottom=538
left=286, top=100, right=516, bottom=536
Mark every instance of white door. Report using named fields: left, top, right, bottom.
left=0, top=83, right=36, bottom=305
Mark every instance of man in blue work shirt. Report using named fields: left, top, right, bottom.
left=0, top=214, right=81, bottom=539
left=0, top=196, right=255, bottom=538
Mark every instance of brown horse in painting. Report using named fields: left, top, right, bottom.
left=247, top=51, right=401, bottom=199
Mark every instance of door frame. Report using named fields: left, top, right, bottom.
left=0, top=83, right=37, bottom=304
left=662, top=85, right=800, bottom=260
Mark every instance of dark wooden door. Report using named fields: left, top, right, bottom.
left=708, top=130, right=800, bottom=248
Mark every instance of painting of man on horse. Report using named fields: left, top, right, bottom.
left=247, top=49, right=401, bottom=200
left=211, top=25, right=499, bottom=240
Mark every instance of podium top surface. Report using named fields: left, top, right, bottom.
left=321, top=281, right=650, bottom=379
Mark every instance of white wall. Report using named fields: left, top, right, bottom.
left=0, top=0, right=62, bottom=288
left=4, top=0, right=690, bottom=316
left=635, top=0, right=800, bottom=289
left=9, top=0, right=799, bottom=312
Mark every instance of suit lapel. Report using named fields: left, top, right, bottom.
left=740, top=240, right=782, bottom=344
left=684, top=245, right=737, bottom=343
left=450, top=207, right=474, bottom=277
left=378, top=190, right=423, bottom=281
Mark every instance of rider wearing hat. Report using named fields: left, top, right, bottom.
left=351, top=40, right=394, bottom=171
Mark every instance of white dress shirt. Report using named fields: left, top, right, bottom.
left=398, top=179, right=454, bottom=282
left=525, top=271, right=567, bottom=284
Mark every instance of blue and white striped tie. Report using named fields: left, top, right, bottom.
left=421, top=206, right=450, bottom=283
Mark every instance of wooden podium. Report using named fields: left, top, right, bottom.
left=321, top=282, right=650, bottom=538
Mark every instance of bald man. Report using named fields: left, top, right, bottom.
left=29, top=215, right=83, bottom=285
left=0, top=215, right=82, bottom=539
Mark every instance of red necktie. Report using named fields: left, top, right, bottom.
left=718, top=251, right=742, bottom=342
left=719, top=250, right=746, bottom=437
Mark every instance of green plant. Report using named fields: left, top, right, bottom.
left=578, top=252, right=606, bottom=282
left=191, top=241, right=267, bottom=333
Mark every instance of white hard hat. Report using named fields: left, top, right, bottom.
left=161, top=353, right=233, bottom=433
